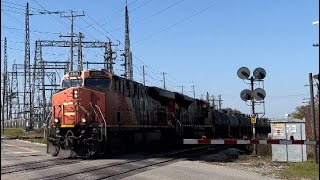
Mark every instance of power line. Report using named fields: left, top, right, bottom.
left=131, top=0, right=155, bottom=12
left=1, top=25, right=61, bottom=35
left=30, top=0, right=106, bottom=61
left=99, top=0, right=139, bottom=27
left=131, top=0, right=186, bottom=27
left=1, top=8, right=25, bottom=14
left=1, top=0, right=44, bottom=11
left=0, top=39, right=24, bottom=44
left=133, top=0, right=222, bottom=46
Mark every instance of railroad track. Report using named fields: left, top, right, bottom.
left=34, top=145, right=229, bottom=180
left=1, top=158, right=82, bottom=175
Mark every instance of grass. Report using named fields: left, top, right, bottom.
left=2, top=128, right=47, bottom=144
left=238, top=155, right=319, bottom=180
left=279, top=161, right=319, bottom=180
left=213, top=154, right=319, bottom=180
left=2, top=128, right=26, bottom=138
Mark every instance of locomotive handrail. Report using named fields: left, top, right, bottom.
left=175, top=118, right=183, bottom=136
left=94, top=104, right=107, bottom=144
left=90, top=103, right=104, bottom=142
left=44, top=110, right=52, bottom=139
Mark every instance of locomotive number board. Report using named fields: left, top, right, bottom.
left=90, top=71, right=106, bottom=76
left=69, top=71, right=81, bottom=77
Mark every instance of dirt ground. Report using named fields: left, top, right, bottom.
left=198, top=148, right=287, bottom=179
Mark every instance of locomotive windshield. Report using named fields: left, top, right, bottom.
left=62, top=79, right=82, bottom=89
left=85, top=78, right=110, bottom=90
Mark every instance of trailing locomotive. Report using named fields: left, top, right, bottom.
left=47, top=69, right=270, bottom=158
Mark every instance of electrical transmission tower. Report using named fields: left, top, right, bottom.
left=105, top=40, right=116, bottom=74
left=22, top=2, right=63, bottom=130
left=2, top=37, right=8, bottom=132
left=24, top=3, right=32, bottom=130
left=77, top=32, right=84, bottom=71
left=122, top=3, right=133, bottom=80
left=10, top=63, right=21, bottom=120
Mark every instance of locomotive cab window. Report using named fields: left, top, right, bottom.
left=62, top=79, right=82, bottom=89
left=85, top=78, right=111, bottom=90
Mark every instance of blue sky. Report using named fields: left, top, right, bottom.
left=1, top=0, right=319, bottom=119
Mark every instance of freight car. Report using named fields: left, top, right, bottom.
left=47, top=69, right=270, bottom=158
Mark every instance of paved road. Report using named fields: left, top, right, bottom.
left=1, top=139, right=278, bottom=180
left=1, top=138, right=51, bottom=166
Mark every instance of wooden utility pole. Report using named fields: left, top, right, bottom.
left=309, top=73, right=318, bottom=164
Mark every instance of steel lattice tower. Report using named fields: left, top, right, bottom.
left=33, top=41, right=44, bottom=124
left=124, top=3, right=133, bottom=80
left=24, top=3, right=32, bottom=130
left=2, top=37, right=8, bottom=125
left=11, top=63, right=20, bottom=119
left=105, top=40, right=115, bottom=74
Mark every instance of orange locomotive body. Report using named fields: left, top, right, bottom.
left=47, top=69, right=270, bottom=158
left=47, top=69, right=180, bottom=157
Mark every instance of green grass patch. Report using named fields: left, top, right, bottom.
left=2, top=128, right=26, bottom=138
left=280, top=161, right=319, bottom=180
left=2, top=128, right=47, bottom=144
left=2, top=128, right=45, bottom=138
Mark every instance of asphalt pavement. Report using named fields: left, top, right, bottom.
left=1, top=138, right=278, bottom=180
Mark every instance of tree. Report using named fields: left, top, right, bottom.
left=291, top=96, right=319, bottom=140
left=291, top=105, right=309, bottom=120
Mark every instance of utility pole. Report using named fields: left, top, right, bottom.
left=142, top=65, right=146, bottom=86
left=218, top=94, right=223, bottom=109
left=212, top=95, right=216, bottom=110
left=309, top=73, right=318, bottom=164
left=60, top=10, right=85, bottom=72
left=179, top=86, right=184, bottom=94
left=191, top=85, right=196, bottom=98
left=162, top=72, right=167, bottom=90
left=2, top=37, right=8, bottom=134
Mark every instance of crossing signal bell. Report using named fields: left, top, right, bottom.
left=253, top=67, right=266, bottom=80
left=240, top=89, right=252, bottom=101
left=237, top=66, right=267, bottom=102
left=237, top=67, right=250, bottom=80
left=253, top=88, right=266, bottom=101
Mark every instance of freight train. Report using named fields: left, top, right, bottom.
left=47, top=69, right=270, bottom=158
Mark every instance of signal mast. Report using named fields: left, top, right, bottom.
left=237, top=67, right=267, bottom=155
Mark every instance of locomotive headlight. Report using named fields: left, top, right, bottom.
left=73, top=90, right=79, bottom=98
left=81, top=117, right=87, bottom=123
left=54, top=118, right=59, bottom=123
